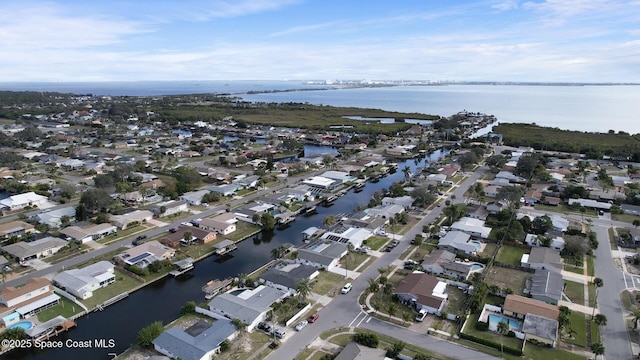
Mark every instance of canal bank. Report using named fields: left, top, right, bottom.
left=7, top=148, right=449, bottom=360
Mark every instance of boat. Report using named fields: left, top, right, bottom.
left=354, top=182, right=365, bottom=192
left=202, top=277, right=234, bottom=299
left=303, top=205, right=317, bottom=215
left=323, top=195, right=338, bottom=205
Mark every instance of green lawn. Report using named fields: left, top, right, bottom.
left=37, top=297, right=84, bottom=322
left=495, top=245, right=528, bottom=265
left=462, top=313, right=524, bottom=350
left=97, top=223, right=154, bottom=245
left=343, top=252, right=370, bottom=271
left=481, top=243, right=498, bottom=257
left=80, top=268, right=143, bottom=309
left=365, top=235, right=390, bottom=251
left=311, top=271, right=345, bottom=295
left=227, top=221, right=261, bottom=241
left=612, top=213, right=640, bottom=224
left=588, top=283, right=597, bottom=307
left=563, top=263, right=584, bottom=275
left=587, top=256, right=595, bottom=277
left=563, top=281, right=585, bottom=305
left=565, top=312, right=587, bottom=347
left=523, top=345, right=587, bottom=360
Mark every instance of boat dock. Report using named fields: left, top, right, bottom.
left=169, top=257, right=195, bottom=277
left=214, top=240, right=238, bottom=256
left=202, top=277, right=234, bottom=299
left=26, top=316, right=77, bottom=342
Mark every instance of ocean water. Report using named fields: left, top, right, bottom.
left=0, top=81, right=637, bottom=133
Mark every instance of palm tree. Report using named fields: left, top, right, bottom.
left=594, top=314, right=607, bottom=327
left=295, top=278, right=312, bottom=302
left=591, top=342, right=605, bottom=359
left=402, top=312, right=412, bottom=325
left=231, top=318, right=246, bottom=338
left=387, top=303, right=397, bottom=319
left=323, top=215, right=336, bottom=227
left=368, top=278, right=379, bottom=293
left=497, top=321, right=509, bottom=358
left=402, top=166, right=411, bottom=179
left=270, top=244, right=287, bottom=260
left=593, top=277, right=604, bottom=288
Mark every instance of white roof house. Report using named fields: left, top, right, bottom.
left=321, top=227, right=372, bottom=249
left=52, top=261, right=115, bottom=299
left=179, top=190, right=210, bottom=206
left=450, top=217, right=492, bottom=239
left=2, top=237, right=68, bottom=261
left=35, top=206, right=76, bottom=228
left=109, top=210, right=153, bottom=229
left=0, top=192, right=48, bottom=211
left=437, top=231, right=477, bottom=255
left=320, top=171, right=355, bottom=183
left=302, top=176, right=337, bottom=190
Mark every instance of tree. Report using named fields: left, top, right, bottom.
left=323, top=215, right=336, bottom=227
left=352, top=332, right=379, bottom=348
left=531, top=215, right=553, bottom=235
left=180, top=301, right=196, bottom=315
left=402, top=166, right=411, bottom=179
left=410, top=187, right=436, bottom=208
left=496, top=186, right=523, bottom=210
left=271, top=244, right=287, bottom=260
left=295, top=278, right=312, bottom=302
left=593, top=277, right=604, bottom=288
left=184, top=231, right=193, bottom=244
left=633, top=219, right=640, bottom=228
left=591, top=342, right=605, bottom=359
left=136, top=321, right=163, bottom=347
left=75, top=203, right=88, bottom=221
left=368, top=278, right=379, bottom=293
left=385, top=341, right=405, bottom=358
left=80, top=188, right=113, bottom=213
left=497, top=321, right=509, bottom=358
left=387, top=303, right=397, bottom=319
left=260, top=212, right=276, bottom=231
left=0, top=327, right=26, bottom=341
left=594, top=313, right=607, bottom=327
left=413, top=354, right=429, bottom=360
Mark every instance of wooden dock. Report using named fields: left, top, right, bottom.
left=169, top=257, right=195, bottom=277
left=202, top=277, right=234, bottom=299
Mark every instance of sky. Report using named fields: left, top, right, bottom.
left=1, top=0, right=639, bottom=82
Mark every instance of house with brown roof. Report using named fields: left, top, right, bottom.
left=0, top=278, right=60, bottom=323
left=114, top=240, right=175, bottom=269
left=199, top=213, right=237, bottom=235
left=502, top=294, right=559, bottom=320
left=0, top=221, right=35, bottom=240
left=393, top=273, right=448, bottom=315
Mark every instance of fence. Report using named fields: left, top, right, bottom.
left=285, top=303, right=312, bottom=327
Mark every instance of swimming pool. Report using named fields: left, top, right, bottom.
left=470, top=263, right=485, bottom=271
left=488, top=314, right=522, bottom=331
left=8, top=320, right=33, bottom=331
left=469, top=240, right=482, bottom=251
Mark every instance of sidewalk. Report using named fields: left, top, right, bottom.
left=558, top=300, right=599, bottom=315
left=561, top=270, right=594, bottom=284
left=327, top=266, right=360, bottom=279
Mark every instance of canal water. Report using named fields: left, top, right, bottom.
left=11, top=148, right=448, bottom=360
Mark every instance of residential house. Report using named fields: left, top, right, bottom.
left=502, top=294, right=560, bottom=321
left=341, top=213, right=387, bottom=234
left=207, top=184, right=238, bottom=197
left=114, top=240, right=175, bottom=269
left=437, top=231, right=477, bottom=255
left=60, top=226, right=94, bottom=243
left=34, top=207, right=76, bottom=228
left=232, top=175, right=260, bottom=189
left=0, top=278, right=60, bottom=323
left=465, top=204, right=488, bottom=220
left=394, top=273, right=448, bottom=315
left=527, top=269, right=564, bottom=305
left=334, top=341, right=387, bottom=360
left=381, top=196, right=414, bottom=209
left=0, top=192, right=48, bottom=211
left=521, top=247, right=563, bottom=273
left=441, top=261, right=473, bottom=281
left=150, top=200, right=189, bottom=217
left=483, top=185, right=501, bottom=198
left=366, top=204, right=404, bottom=220
left=524, top=234, right=565, bottom=251
left=0, top=221, right=35, bottom=239
left=199, top=213, right=237, bottom=235
left=320, top=226, right=372, bottom=249
left=162, top=227, right=216, bottom=248
left=52, top=261, right=115, bottom=300
left=426, top=174, right=447, bottom=186
left=153, top=319, right=237, bottom=360
left=421, top=249, right=457, bottom=274
left=296, top=241, right=348, bottom=271
left=207, top=285, right=288, bottom=332
left=2, top=237, right=68, bottom=261
left=180, top=190, right=211, bottom=206
left=450, top=217, right=492, bottom=239
left=109, top=210, right=153, bottom=229
left=234, top=202, right=275, bottom=220
left=259, top=261, right=320, bottom=296
left=485, top=201, right=505, bottom=215
left=320, top=171, right=355, bottom=184
left=522, top=313, right=559, bottom=348
left=302, top=176, right=337, bottom=190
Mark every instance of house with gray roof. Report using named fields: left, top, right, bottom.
left=207, top=285, right=288, bottom=331
left=153, top=319, right=237, bottom=360
left=437, top=231, right=477, bottom=255
left=334, top=341, right=387, bottom=360
left=52, top=261, right=115, bottom=300
left=527, top=269, right=563, bottom=305
left=259, top=261, right=319, bottom=296
left=180, top=190, right=210, bottom=206
left=296, top=241, right=348, bottom=271
left=521, top=247, right=563, bottom=273
left=522, top=313, right=559, bottom=347
left=34, top=206, right=76, bottom=228
left=2, top=237, right=68, bottom=262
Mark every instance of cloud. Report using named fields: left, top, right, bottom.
left=270, top=21, right=345, bottom=37
left=155, top=0, right=301, bottom=22
left=492, top=0, right=519, bottom=11
left=523, top=0, right=618, bottom=18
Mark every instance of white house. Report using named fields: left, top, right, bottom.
left=207, top=286, right=288, bottom=332
left=2, top=237, right=68, bottom=261
left=0, top=192, right=49, bottom=211
left=450, top=217, right=492, bottom=239
left=52, top=261, right=115, bottom=299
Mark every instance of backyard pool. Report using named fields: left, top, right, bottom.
left=8, top=320, right=33, bottom=331
left=469, top=240, right=483, bottom=251
left=488, top=314, right=522, bottom=331
left=470, top=262, right=485, bottom=271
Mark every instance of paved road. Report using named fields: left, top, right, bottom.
left=266, top=166, right=499, bottom=360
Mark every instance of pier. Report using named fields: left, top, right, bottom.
left=169, top=257, right=195, bottom=277
left=202, top=277, right=234, bottom=300
left=214, top=239, right=238, bottom=256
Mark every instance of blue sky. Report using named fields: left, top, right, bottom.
left=1, top=0, right=638, bottom=82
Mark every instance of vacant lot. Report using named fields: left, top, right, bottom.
left=311, top=271, right=345, bottom=296
left=563, top=281, right=585, bottom=305
left=484, top=266, right=531, bottom=295
left=495, top=245, right=528, bottom=266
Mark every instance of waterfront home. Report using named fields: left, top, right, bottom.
left=0, top=191, right=49, bottom=212
left=381, top=195, right=414, bottom=209
left=320, top=225, right=372, bottom=249
left=0, top=221, right=35, bottom=240
left=437, top=231, right=477, bottom=255
left=207, top=285, right=288, bottom=332
left=450, top=217, right=491, bottom=239
left=52, top=261, right=115, bottom=300
left=320, top=170, right=355, bottom=184
left=153, top=318, right=237, bottom=360
left=199, top=213, right=237, bottom=235
left=2, top=236, right=68, bottom=262
left=526, top=269, right=563, bottom=305
left=341, top=212, right=387, bottom=234
left=302, top=176, right=337, bottom=190
left=297, top=241, right=348, bottom=271
left=394, top=273, right=447, bottom=315
left=521, top=247, right=563, bottom=273
left=162, top=227, right=216, bottom=247
left=259, top=261, right=320, bottom=296
left=0, top=278, right=60, bottom=322
left=34, top=206, right=76, bottom=228
left=114, top=240, right=175, bottom=269
left=425, top=173, right=447, bottom=186
left=366, top=204, right=404, bottom=220
left=109, top=210, right=153, bottom=229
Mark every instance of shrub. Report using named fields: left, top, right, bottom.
left=136, top=321, right=163, bottom=347
left=475, top=321, right=489, bottom=331
left=459, top=332, right=522, bottom=356
left=352, top=332, right=379, bottom=348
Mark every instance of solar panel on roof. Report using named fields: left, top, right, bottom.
left=127, top=252, right=152, bottom=264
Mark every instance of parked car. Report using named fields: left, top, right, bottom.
left=341, top=283, right=352, bottom=294
left=385, top=246, right=393, bottom=252
left=169, top=228, right=177, bottom=233
left=404, top=260, right=418, bottom=266
left=272, top=329, right=286, bottom=339
left=268, top=341, right=279, bottom=349
left=295, top=320, right=308, bottom=331
left=415, top=309, right=428, bottom=322
left=257, top=322, right=272, bottom=333
left=307, top=313, right=319, bottom=323
left=360, top=246, right=369, bottom=254
left=391, top=240, right=400, bottom=247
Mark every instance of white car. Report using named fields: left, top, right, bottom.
left=415, top=309, right=428, bottom=322
left=341, top=283, right=352, bottom=294
left=295, top=320, right=308, bottom=331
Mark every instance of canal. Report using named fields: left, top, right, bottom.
left=9, top=148, right=448, bottom=360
